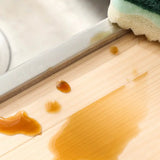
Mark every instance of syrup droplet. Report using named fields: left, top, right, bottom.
left=56, top=80, right=71, bottom=93
left=110, top=46, right=119, bottom=55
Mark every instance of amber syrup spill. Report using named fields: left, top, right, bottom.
left=90, top=31, right=111, bottom=44
left=110, top=46, right=119, bottom=55
left=56, top=80, right=71, bottom=93
left=50, top=73, right=148, bottom=160
left=0, top=111, right=42, bottom=136
left=45, top=101, right=61, bottom=113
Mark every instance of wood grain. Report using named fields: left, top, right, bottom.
left=1, top=33, right=160, bottom=159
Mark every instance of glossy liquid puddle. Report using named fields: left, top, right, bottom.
left=0, top=111, right=42, bottom=136
left=50, top=73, right=148, bottom=160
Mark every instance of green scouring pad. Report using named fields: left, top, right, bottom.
left=108, top=0, right=160, bottom=42
left=125, top=0, right=160, bottom=15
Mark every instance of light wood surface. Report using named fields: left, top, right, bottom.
left=1, top=33, right=160, bottom=159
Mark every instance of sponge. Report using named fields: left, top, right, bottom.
left=108, top=0, right=160, bottom=41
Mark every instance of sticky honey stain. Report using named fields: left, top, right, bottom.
left=56, top=80, right=71, bottom=93
left=46, top=101, right=61, bottom=113
left=90, top=31, right=111, bottom=44
left=50, top=74, right=148, bottom=160
left=0, top=111, right=42, bottom=136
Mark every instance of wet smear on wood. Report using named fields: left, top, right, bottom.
left=56, top=80, right=71, bottom=93
left=134, top=72, right=148, bottom=81
left=50, top=74, right=148, bottom=160
left=0, top=111, right=42, bottom=136
left=90, top=31, right=111, bottom=44
left=45, top=101, right=61, bottom=113
left=132, top=69, right=139, bottom=77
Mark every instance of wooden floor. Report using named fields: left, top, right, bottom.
left=1, top=33, right=160, bottom=159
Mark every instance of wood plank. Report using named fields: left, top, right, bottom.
left=2, top=66, right=160, bottom=160
left=1, top=33, right=160, bottom=159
